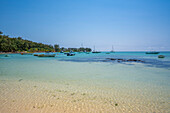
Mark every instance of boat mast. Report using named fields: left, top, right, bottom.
left=111, top=45, right=114, bottom=52
left=81, top=43, right=83, bottom=48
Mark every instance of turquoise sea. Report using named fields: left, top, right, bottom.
left=0, top=52, right=170, bottom=113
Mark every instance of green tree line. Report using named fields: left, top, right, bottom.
left=0, top=31, right=54, bottom=52
left=0, top=31, right=92, bottom=52
left=54, top=44, right=92, bottom=52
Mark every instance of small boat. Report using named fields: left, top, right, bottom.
left=33, top=54, right=39, bottom=56
left=92, top=51, right=101, bottom=53
left=92, top=46, right=101, bottom=53
left=106, top=52, right=110, bottom=54
left=21, top=52, right=33, bottom=55
left=38, top=54, right=56, bottom=57
left=146, top=52, right=160, bottom=54
left=158, top=55, right=165, bottom=58
left=66, top=53, right=75, bottom=56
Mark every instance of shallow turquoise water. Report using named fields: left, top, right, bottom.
left=0, top=52, right=170, bottom=112
left=0, top=52, right=170, bottom=89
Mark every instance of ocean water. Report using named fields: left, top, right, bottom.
left=0, top=52, right=170, bottom=113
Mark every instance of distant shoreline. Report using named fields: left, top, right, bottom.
left=0, top=52, right=48, bottom=54
left=1, top=51, right=170, bottom=54
left=0, top=52, right=20, bottom=54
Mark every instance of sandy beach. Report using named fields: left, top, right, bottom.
left=1, top=79, right=169, bottom=113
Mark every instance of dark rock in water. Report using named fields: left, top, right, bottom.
left=117, top=59, right=123, bottom=60
left=110, top=58, right=116, bottom=61
left=106, top=58, right=144, bottom=63
left=5, top=55, right=9, bottom=57
left=127, top=59, right=137, bottom=62
left=18, top=79, right=23, bottom=82
left=127, top=59, right=144, bottom=62
left=66, top=53, right=75, bottom=56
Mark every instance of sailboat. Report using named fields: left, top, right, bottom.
left=92, top=46, right=101, bottom=53
left=78, top=43, right=85, bottom=53
left=110, top=45, right=115, bottom=53
left=106, top=45, right=115, bottom=54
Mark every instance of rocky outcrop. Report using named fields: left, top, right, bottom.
left=106, top=58, right=144, bottom=63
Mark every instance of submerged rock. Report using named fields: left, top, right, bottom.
left=18, top=79, right=23, bottom=82
left=4, top=55, right=9, bottom=57
left=106, top=58, right=144, bottom=63
left=115, top=103, right=118, bottom=106
left=127, top=59, right=144, bottom=62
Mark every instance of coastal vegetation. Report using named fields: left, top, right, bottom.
left=0, top=31, right=54, bottom=52
left=0, top=31, right=91, bottom=53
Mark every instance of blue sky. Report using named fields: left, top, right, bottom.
left=0, top=0, right=170, bottom=51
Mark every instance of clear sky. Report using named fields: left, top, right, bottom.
left=0, top=0, right=170, bottom=51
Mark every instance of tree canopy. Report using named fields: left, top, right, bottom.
left=0, top=31, right=92, bottom=52
left=0, top=32, right=54, bottom=52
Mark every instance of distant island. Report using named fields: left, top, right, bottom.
left=0, top=31, right=91, bottom=53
